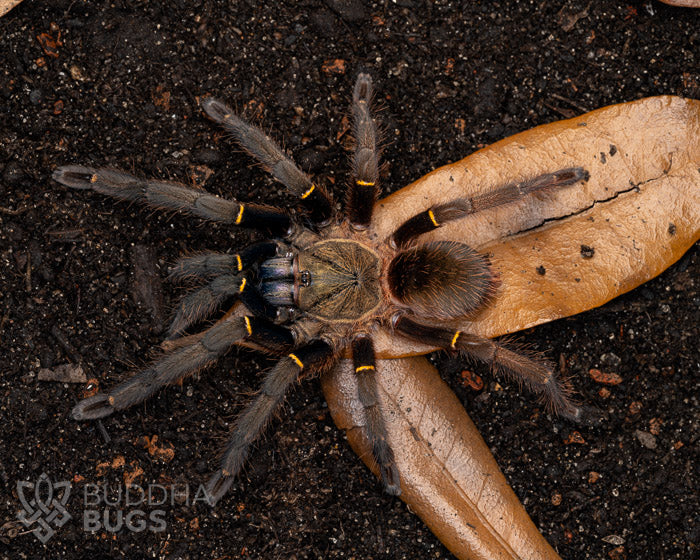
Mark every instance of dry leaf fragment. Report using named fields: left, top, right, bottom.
left=323, top=358, right=562, bottom=560
left=0, top=1, right=24, bottom=18
left=589, top=368, right=623, bottom=385
left=324, top=97, right=699, bottom=560
left=321, top=59, right=346, bottom=74
left=658, top=0, right=700, bottom=6
left=37, top=363, right=86, bottom=383
left=564, top=431, right=586, bottom=445
left=137, top=435, right=176, bottom=463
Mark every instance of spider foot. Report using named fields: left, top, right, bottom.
left=380, top=464, right=401, bottom=496
left=204, top=469, right=234, bottom=506
left=52, top=165, right=102, bottom=189
left=72, top=393, right=115, bottom=420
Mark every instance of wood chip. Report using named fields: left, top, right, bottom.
left=38, top=363, right=86, bottom=383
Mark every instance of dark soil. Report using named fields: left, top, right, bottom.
left=1, top=1, right=698, bottom=559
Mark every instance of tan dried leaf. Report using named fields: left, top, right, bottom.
left=367, top=96, right=700, bottom=357
left=322, top=357, right=562, bottom=560
left=0, top=0, right=24, bottom=18
left=658, top=1, right=700, bottom=7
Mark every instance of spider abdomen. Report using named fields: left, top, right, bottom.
left=296, top=240, right=382, bottom=322
left=387, top=241, right=496, bottom=320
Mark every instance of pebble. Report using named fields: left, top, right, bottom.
left=634, top=429, right=657, bottom=449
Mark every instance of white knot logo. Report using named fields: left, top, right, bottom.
left=16, top=473, right=72, bottom=543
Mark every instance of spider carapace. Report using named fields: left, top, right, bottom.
left=263, top=238, right=382, bottom=323
left=54, top=73, right=588, bottom=504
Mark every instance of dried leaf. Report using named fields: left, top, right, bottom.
left=368, top=96, right=700, bottom=357
left=589, top=368, right=623, bottom=385
left=37, top=363, right=86, bottom=383
left=324, top=97, right=699, bottom=559
left=0, top=0, right=24, bottom=18
left=658, top=0, right=700, bottom=6
left=322, top=357, right=561, bottom=560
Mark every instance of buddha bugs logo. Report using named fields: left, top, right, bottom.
left=16, top=473, right=213, bottom=542
left=16, top=473, right=72, bottom=543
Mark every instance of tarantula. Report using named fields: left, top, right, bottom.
left=53, top=73, right=588, bottom=504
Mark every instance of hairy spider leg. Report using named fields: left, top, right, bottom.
left=392, top=167, right=589, bottom=247
left=207, top=338, right=336, bottom=504
left=351, top=335, right=401, bottom=495
left=53, top=166, right=292, bottom=236
left=168, top=242, right=278, bottom=282
left=346, top=73, right=380, bottom=229
left=393, top=316, right=582, bottom=421
left=167, top=273, right=248, bottom=337
left=167, top=243, right=279, bottom=337
left=200, top=98, right=334, bottom=226
left=71, top=314, right=296, bottom=421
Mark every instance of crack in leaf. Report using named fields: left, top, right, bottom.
left=505, top=153, right=676, bottom=240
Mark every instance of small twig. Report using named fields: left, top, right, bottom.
left=550, top=93, right=590, bottom=114
left=0, top=313, right=8, bottom=339
left=542, top=101, right=576, bottom=119
left=0, top=205, right=29, bottom=215
left=25, top=251, right=31, bottom=292
left=97, top=420, right=111, bottom=444
left=561, top=495, right=601, bottom=520
left=50, top=325, right=82, bottom=364
left=45, top=228, right=84, bottom=240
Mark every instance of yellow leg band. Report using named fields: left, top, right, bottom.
left=301, top=184, right=315, bottom=199
left=428, top=209, right=440, bottom=227
left=355, top=180, right=375, bottom=187
left=355, top=365, right=375, bottom=373
left=450, top=330, right=461, bottom=348
left=288, top=353, right=304, bottom=369
left=235, top=203, right=245, bottom=225
left=235, top=254, right=243, bottom=272
left=243, top=316, right=252, bottom=336
left=238, top=277, right=247, bottom=292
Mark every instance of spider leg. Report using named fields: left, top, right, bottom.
left=201, top=98, right=334, bottom=226
left=168, top=272, right=282, bottom=337
left=352, top=335, right=401, bottom=495
left=72, top=315, right=295, bottom=420
left=168, top=242, right=278, bottom=282
left=393, top=315, right=582, bottom=421
left=167, top=273, right=247, bottom=337
left=206, top=338, right=335, bottom=504
left=392, top=167, right=589, bottom=247
left=52, top=166, right=292, bottom=236
left=346, top=73, right=380, bottom=229
left=167, top=242, right=280, bottom=337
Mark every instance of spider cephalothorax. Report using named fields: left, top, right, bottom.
left=54, top=73, right=588, bottom=503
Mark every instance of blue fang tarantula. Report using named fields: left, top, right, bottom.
left=53, top=73, right=588, bottom=504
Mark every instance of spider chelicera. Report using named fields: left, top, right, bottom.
left=53, top=73, right=588, bottom=504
